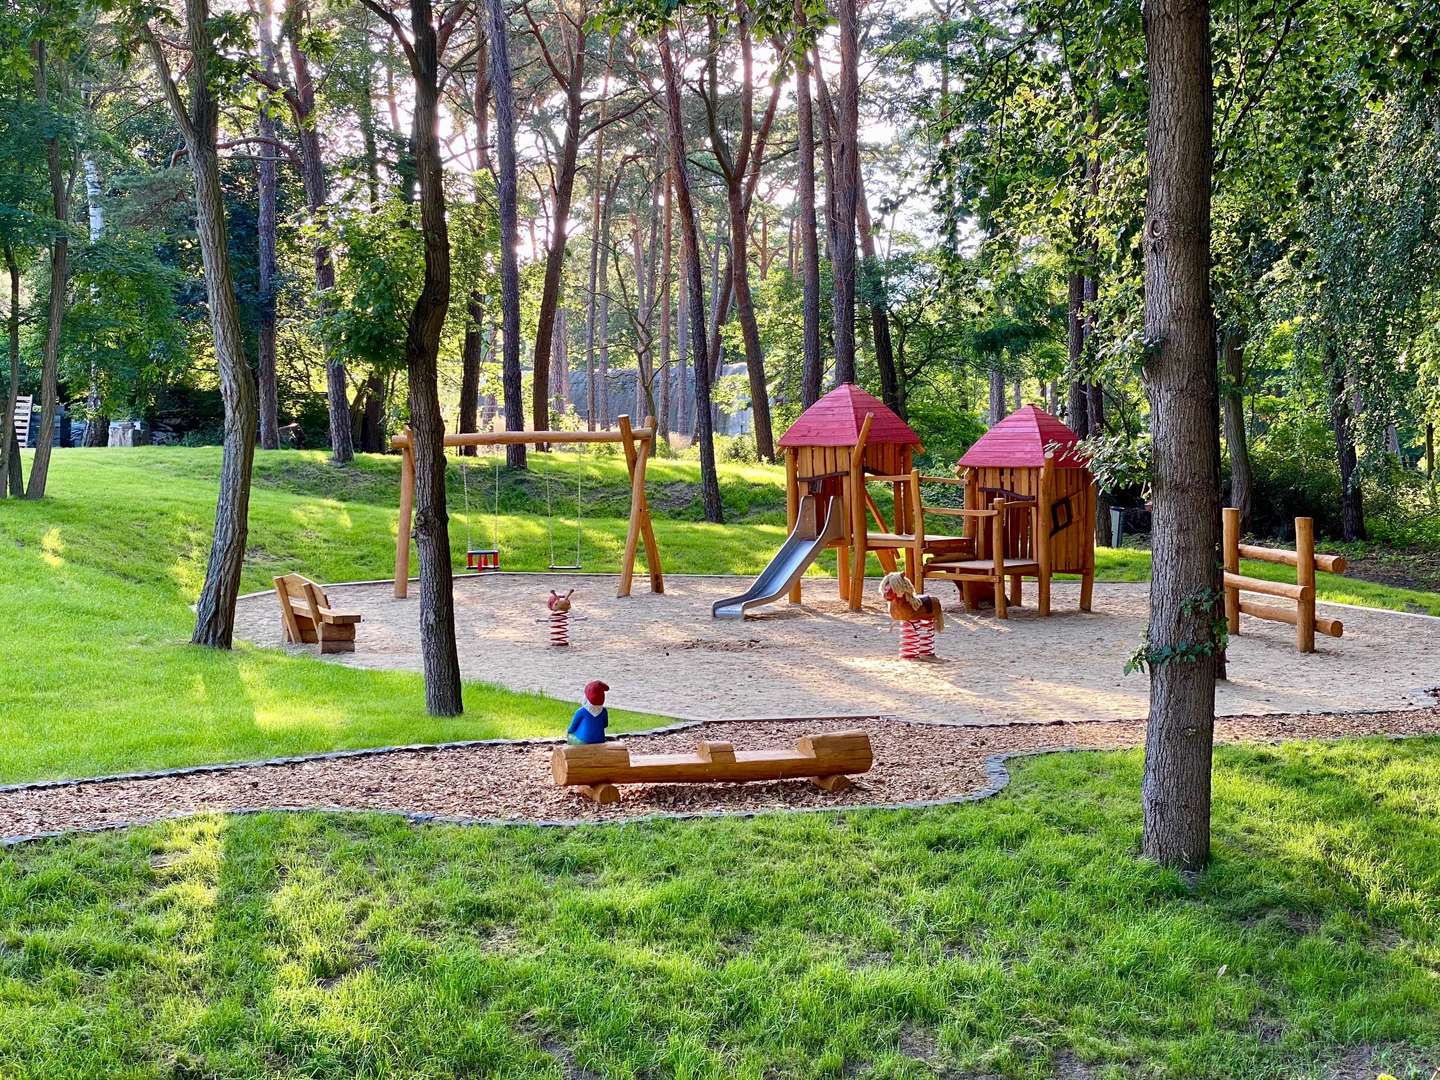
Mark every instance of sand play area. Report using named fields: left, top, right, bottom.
left=234, top=574, right=1440, bottom=725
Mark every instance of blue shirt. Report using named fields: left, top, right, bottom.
left=567, top=705, right=609, bottom=744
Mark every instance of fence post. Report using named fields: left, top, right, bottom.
left=1295, top=516, right=1316, bottom=653
left=1222, top=507, right=1241, bottom=635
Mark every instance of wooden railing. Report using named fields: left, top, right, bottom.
left=1222, top=509, right=1348, bottom=653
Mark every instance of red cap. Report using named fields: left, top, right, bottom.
left=584, top=680, right=608, bottom=706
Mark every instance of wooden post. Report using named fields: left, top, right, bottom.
left=786, top=449, right=802, bottom=603
left=908, top=469, right=924, bottom=588
left=1222, top=507, right=1241, bottom=635
left=847, top=413, right=875, bottom=610
left=394, top=427, right=415, bottom=598
left=1295, top=515, right=1316, bottom=653
left=1037, top=455, right=1054, bottom=616
left=1079, top=480, right=1096, bottom=612
left=992, top=497, right=1007, bottom=619
left=617, top=415, right=664, bottom=597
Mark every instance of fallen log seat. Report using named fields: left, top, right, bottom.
left=552, top=730, right=874, bottom=805
left=274, top=573, right=362, bottom=654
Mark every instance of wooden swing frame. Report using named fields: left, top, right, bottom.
left=390, top=414, right=663, bottom=599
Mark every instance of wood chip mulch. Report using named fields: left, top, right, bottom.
left=5, top=708, right=1440, bottom=845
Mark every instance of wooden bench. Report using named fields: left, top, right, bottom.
left=552, top=730, right=874, bottom=804
left=273, top=574, right=362, bottom=654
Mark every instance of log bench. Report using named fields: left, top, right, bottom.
left=273, top=573, right=362, bottom=654
left=552, top=730, right=874, bottom=804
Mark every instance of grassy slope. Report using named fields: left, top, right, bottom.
left=4, top=740, right=1440, bottom=1078
left=1, top=447, right=1435, bottom=787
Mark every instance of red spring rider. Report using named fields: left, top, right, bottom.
left=548, top=589, right=575, bottom=647
left=880, top=571, right=945, bottom=660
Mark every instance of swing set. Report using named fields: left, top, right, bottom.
left=390, top=414, right=663, bottom=599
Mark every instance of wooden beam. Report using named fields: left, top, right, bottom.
left=390, top=421, right=654, bottom=449
left=552, top=731, right=873, bottom=791
left=848, top=413, right=875, bottom=610
left=1239, top=599, right=1343, bottom=638
left=1237, top=542, right=1347, bottom=575
left=1223, top=571, right=1309, bottom=603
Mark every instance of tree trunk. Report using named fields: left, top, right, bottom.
left=830, top=0, right=860, bottom=385
left=81, top=151, right=109, bottom=447
left=794, top=16, right=823, bottom=408
left=676, top=275, right=689, bottom=434
left=987, top=367, right=1006, bottom=426
left=726, top=183, right=774, bottom=458
left=255, top=0, right=281, bottom=450
left=1066, top=271, right=1089, bottom=437
left=147, top=0, right=259, bottom=647
left=581, top=46, right=612, bottom=431
left=485, top=0, right=526, bottom=468
left=1326, top=346, right=1367, bottom=542
left=552, top=306, right=569, bottom=417
left=658, top=165, right=672, bottom=442
left=26, top=41, right=69, bottom=501
left=1139, top=0, right=1220, bottom=872
left=459, top=296, right=483, bottom=456
left=597, top=181, right=615, bottom=429
left=1, top=243, right=20, bottom=498
left=283, top=3, right=354, bottom=464
left=404, top=0, right=463, bottom=715
left=1221, top=327, right=1252, bottom=528
left=530, top=22, right=587, bottom=438
left=658, top=30, right=722, bottom=523
left=1426, top=421, right=1435, bottom=481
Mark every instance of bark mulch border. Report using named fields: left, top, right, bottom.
left=5, top=703, right=1439, bottom=849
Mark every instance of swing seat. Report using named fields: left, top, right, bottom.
left=548, top=563, right=582, bottom=572
left=467, top=548, right=501, bottom=573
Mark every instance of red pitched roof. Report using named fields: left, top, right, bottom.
left=778, top=384, right=923, bottom=448
left=959, top=405, right=1087, bottom=468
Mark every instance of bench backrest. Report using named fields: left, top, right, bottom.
left=12, top=395, right=31, bottom=448
left=274, top=572, right=329, bottom=620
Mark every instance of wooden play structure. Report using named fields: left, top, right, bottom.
left=273, top=573, right=363, bottom=654
left=1223, top=510, right=1348, bottom=653
left=552, top=729, right=874, bottom=804
left=390, top=414, right=662, bottom=599
left=908, top=405, right=1096, bottom=617
left=721, top=393, right=1098, bottom=619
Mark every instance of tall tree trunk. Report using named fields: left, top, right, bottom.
left=1326, top=346, right=1367, bottom=542
left=582, top=46, right=612, bottom=431
left=829, top=0, right=860, bottom=385
left=658, top=164, right=672, bottom=441
left=26, top=41, right=69, bottom=501
left=1139, top=0, right=1220, bottom=872
left=1, top=243, right=20, bottom=497
left=530, top=20, right=588, bottom=438
left=597, top=181, right=615, bottom=429
left=459, top=295, right=483, bottom=455
left=81, top=149, right=109, bottom=446
left=1221, top=327, right=1252, bottom=528
left=988, top=367, right=1006, bottom=426
left=255, top=0, right=281, bottom=450
left=552, top=306, right=569, bottom=417
left=485, top=0, right=525, bottom=468
left=676, top=273, right=689, bottom=434
left=146, top=0, right=259, bottom=647
left=794, top=14, right=823, bottom=407
left=283, top=2, right=354, bottom=463
left=400, top=0, right=462, bottom=715
left=1066, top=271, right=1089, bottom=436
left=657, top=30, right=722, bottom=523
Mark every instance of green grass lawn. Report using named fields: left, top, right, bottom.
left=5, top=738, right=1440, bottom=1078
left=3, top=453, right=1440, bottom=1078
left=2, top=447, right=1436, bottom=786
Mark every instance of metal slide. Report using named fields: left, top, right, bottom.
left=711, top=494, right=844, bottom=619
